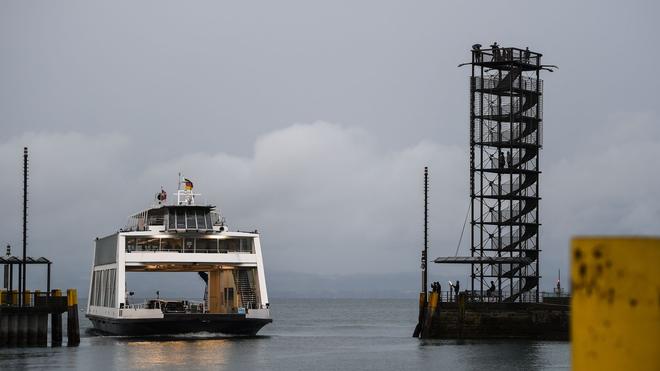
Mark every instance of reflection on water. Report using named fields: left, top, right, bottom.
left=0, top=299, right=570, bottom=371
left=121, top=339, right=231, bottom=369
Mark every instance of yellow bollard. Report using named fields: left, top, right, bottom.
left=66, top=288, right=80, bottom=346
left=67, top=288, right=77, bottom=307
left=572, top=237, right=660, bottom=371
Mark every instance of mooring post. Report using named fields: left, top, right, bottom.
left=17, top=312, right=27, bottom=347
left=8, top=313, right=17, bottom=347
left=27, top=310, right=38, bottom=346
left=66, top=288, right=80, bottom=347
left=51, top=289, right=62, bottom=347
left=0, top=313, right=8, bottom=346
left=37, top=312, right=48, bottom=347
left=421, top=291, right=440, bottom=338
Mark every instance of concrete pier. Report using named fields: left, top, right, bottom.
left=423, top=299, right=569, bottom=340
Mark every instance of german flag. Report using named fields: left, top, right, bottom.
left=184, top=178, right=194, bottom=191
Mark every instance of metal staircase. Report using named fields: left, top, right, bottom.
left=235, top=270, right=257, bottom=309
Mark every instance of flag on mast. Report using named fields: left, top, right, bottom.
left=184, top=178, right=194, bottom=191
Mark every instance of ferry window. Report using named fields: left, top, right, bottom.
left=161, top=238, right=183, bottom=252
left=134, top=238, right=160, bottom=252
left=90, top=273, right=97, bottom=306
left=227, top=239, right=240, bottom=252
left=196, top=239, right=217, bottom=253
left=186, top=211, right=197, bottom=229
left=126, top=238, right=137, bottom=252
left=184, top=239, right=194, bottom=253
left=240, top=239, right=253, bottom=253
left=167, top=213, right=175, bottom=230
left=205, top=213, right=213, bottom=228
left=196, top=212, right=207, bottom=230
left=176, top=210, right=185, bottom=229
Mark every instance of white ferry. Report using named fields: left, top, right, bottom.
left=86, top=177, right=272, bottom=336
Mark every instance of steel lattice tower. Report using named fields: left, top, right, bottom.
left=471, top=46, right=543, bottom=302
left=435, top=45, right=551, bottom=303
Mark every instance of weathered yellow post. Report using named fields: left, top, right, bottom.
left=66, top=288, right=80, bottom=347
left=421, top=291, right=439, bottom=338
left=572, top=237, right=660, bottom=371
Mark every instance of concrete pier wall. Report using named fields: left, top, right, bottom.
left=428, top=302, right=569, bottom=340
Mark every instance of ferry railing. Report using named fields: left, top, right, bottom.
left=126, top=238, right=255, bottom=254
left=472, top=47, right=541, bottom=66
left=124, top=299, right=207, bottom=313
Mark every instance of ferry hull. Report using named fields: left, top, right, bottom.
left=87, top=313, right=271, bottom=336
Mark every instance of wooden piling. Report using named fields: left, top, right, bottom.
left=8, top=313, right=17, bottom=347
left=66, top=288, right=80, bottom=347
left=0, top=313, right=7, bottom=346
left=37, top=312, right=48, bottom=347
left=27, top=310, right=38, bottom=346
left=51, top=289, right=62, bottom=346
left=17, top=313, right=27, bottom=347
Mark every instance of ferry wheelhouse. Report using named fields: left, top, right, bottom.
left=86, top=179, right=271, bottom=335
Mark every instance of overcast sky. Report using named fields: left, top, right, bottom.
left=1, top=1, right=658, bottom=296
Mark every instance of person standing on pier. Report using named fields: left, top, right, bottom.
left=488, top=281, right=496, bottom=302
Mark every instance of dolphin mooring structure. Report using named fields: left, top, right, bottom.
left=0, top=147, right=80, bottom=347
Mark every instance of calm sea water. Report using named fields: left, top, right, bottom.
left=0, top=299, right=570, bottom=370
